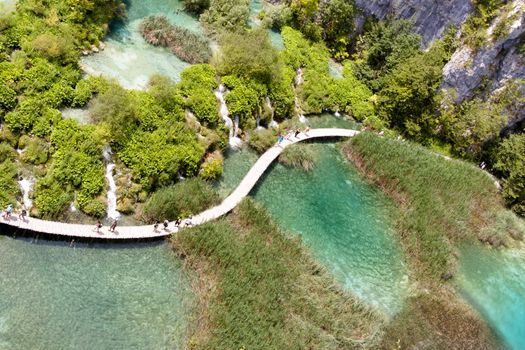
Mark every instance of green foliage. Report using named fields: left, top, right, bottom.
left=199, top=151, right=224, bottom=180
left=183, top=0, right=210, bottom=14
left=248, top=128, right=279, bottom=153
left=0, top=142, right=16, bottom=162
left=147, top=75, right=185, bottom=116
left=72, top=76, right=110, bottom=107
left=217, top=28, right=282, bottom=85
left=345, top=132, right=516, bottom=278
left=119, top=125, right=205, bottom=190
left=462, top=0, right=506, bottom=48
left=173, top=198, right=381, bottom=349
left=376, top=41, right=450, bottom=140
left=201, top=0, right=249, bottom=34
left=34, top=178, right=72, bottom=219
left=353, top=19, right=421, bottom=92
left=139, top=15, right=211, bottom=64
left=318, top=0, right=355, bottom=59
left=179, top=64, right=219, bottom=127
left=0, top=82, right=17, bottom=112
left=222, top=75, right=267, bottom=128
left=0, top=159, right=18, bottom=208
left=492, top=133, right=525, bottom=216
left=20, top=137, right=49, bottom=165
left=279, top=143, right=316, bottom=170
left=143, top=178, right=220, bottom=222
left=268, top=68, right=295, bottom=120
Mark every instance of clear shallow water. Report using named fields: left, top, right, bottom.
left=0, top=236, right=191, bottom=350
left=81, top=0, right=200, bottom=89
left=217, top=127, right=408, bottom=314
left=457, top=244, right=525, bottom=350
left=251, top=143, right=408, bottom=314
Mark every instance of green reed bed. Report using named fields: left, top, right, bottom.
left=139, top=15, right=211, bottom=64
left=344, top=132, right=522, bottom=280
left=278, top=143, right=317, bottom=171
left=171, top=199, right=384, bottom=350
left=343, top=132, right=519, bottom=349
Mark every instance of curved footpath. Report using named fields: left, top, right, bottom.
left=0, top=128, right=359, bottom=239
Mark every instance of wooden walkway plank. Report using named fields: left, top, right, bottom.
left=0, top=128, right=359, bottom=239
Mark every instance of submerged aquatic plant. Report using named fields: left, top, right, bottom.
left=139, top=15, right=211, bottom=64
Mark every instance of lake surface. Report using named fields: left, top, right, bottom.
left=81, top=0, right=199, bottom=89
left=457, top=244, right=525, bottom=350
left=0, top=235, right=191, bottom=350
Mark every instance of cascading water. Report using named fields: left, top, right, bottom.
left=18, top=177, right=34, bottom=212
left=103, top=145, right=120, bottom=220
left=294, top=68, right=308, bottom=124
left=266, top=97, right=278, bottom=128
left=214, top=85, right=242, bottom=148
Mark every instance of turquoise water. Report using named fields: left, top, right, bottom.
left=81, top=0, right=200, bottom=89
left=0, top=235, right=191, bottom=349
left=457, top=244, right=525, bottom=350
left=251, top=143, right=409, bottom=314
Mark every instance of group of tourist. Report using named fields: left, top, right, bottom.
left=153, top=216, right=193, bottom=232
left=277, top=127, right=310, bottom=146
left=2, top=204, right=28, bottom=222
left=93, top=216, right=194, bottom=234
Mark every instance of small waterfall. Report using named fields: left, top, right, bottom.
left=18, top=177, right=34, bottom=212
left=266, top=97, right=278, bottom=128
left=215, top=84, right=242, bottom=148
left=299, top=114, right=308, bottom=124
left=295, top=68, right=303, bottom=86
left=334, top=111, right=341, bottom=118
left=70, top=202, right=77, bottom=212
left=103, top=145, right=120, bottom=220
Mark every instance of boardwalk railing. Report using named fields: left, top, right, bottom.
left=0, top=128, right=359, bottom=239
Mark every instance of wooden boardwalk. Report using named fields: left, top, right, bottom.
left=0, top=128, right=359, bottom=239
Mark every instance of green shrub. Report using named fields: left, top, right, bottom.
left=492, top=133, right=525, bottom=216
left=0, top=159, right=18, bottom=207
left=0, top=142, right=16, bottom=162
left=249, top=128, right=279, bottom=153
left=201, top=0, right=250, bottom=34
left=20, top=137, right=49, bottom=165
left=142, top=178, right=220, bottom=222
left=199, top=151, right=224, bottom=180
left=81, top=197, right=107, bottom=218
left=279, top=143, right=316, bottom=170
left=183, top=0, right=210, bottom=14
left=34, top=179, right=72, bottom=219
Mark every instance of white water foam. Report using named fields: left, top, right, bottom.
left=18, top=177, right=34, bottom=211
left=215, top=85, right=242, bottom=148
left=103, top=146, right=120, bottom=220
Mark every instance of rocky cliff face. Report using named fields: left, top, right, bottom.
left=442, top=0, right=525, bottom=104
left=355, top=0, right=525, bottom=115
left=354, top=0, right=473, bottom=47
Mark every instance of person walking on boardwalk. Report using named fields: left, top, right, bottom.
left=154, top=220, right=160, bottom=231
left=303, top=127, right=310, bottom=136
left=175, top=217, right=181, bottom=227
left=294, top=129, right=301, bottom=138
left=109, top=219, right=118, bottom=232
left=19, top=208, right=27, bottom=222
left=3, top=204, right=13, bottom=220
left=163, top=220, right=169, bottom=230
left=277, top=133, right=284, bottom=147
left=94, top=219, right=103, bottom=233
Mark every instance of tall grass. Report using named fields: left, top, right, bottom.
left=139, top=15, right=211, bottom=64
left=344, top=132, right=522, bottom=280
left=279, top=143, right=316, bottom=170
left=172, top=198, right=384, bottom=350
left=142, top=178, right=219, bottom=222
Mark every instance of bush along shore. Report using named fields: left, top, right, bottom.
left=171, top=198, right=386, bottom=350
left=343, top=132, right=524, bottom=349
left=139, top=15, right=211, bottom=64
